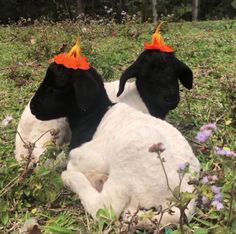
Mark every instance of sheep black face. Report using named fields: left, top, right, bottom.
left=30, top=63, right=106, bottom=121
left=117, top=50, right=193, bottom=119
left=30, top=63, right=74, bottom=120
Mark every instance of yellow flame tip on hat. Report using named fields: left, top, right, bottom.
left=144, top=21, right=174, bottom=52
left=53, top=37, right=90, bottom=70
left=68, top=38, right=82, bottom=58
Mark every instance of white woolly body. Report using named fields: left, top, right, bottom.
left=105, top=80, right=148, bottom=113
left=15, top=81, right=146, bottom=163
left=15, top=102, right=71, bottom=163
left=62, top=103, right=200, bottom=226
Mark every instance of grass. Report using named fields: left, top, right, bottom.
left=0, top=18, right=235, bottom=233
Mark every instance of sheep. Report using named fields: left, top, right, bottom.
left=29, top=61, right=200, bottom=228
left=104, top=46, right=194, bottom=119
left=15, top=48, right=192, bottom=164
left=15, top=24, right=192, bottom=163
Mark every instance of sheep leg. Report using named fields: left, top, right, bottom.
left=61, top=170, right=129, bottom=219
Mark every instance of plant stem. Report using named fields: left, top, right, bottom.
left=228, top=181, right=235, bottom=226
left=179, top=206, right=186, bottom=234
left=157, top=152, right=178, bottom=200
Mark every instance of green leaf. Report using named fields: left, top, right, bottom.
left=194, top=228, right=208, bottom=234
left=165, top=227, right=176, bottom=234
left=170, top=230, right=181, bottom=234
left=96, top=207, right=117, bottom=221
left=46, top=225, right=75, bottom=234
left=36, top=168, right=51, bottom=177
left=173, top=186, right=181, bottom=198
left=0, top=201, right=8, bottom=212
left=181, top=191, right=197, bottom=200
left=1, top=212, right=9, bottom=225
left=192, top=217, right=215, bottom=228
left=139, top=210, right=156, bottom=221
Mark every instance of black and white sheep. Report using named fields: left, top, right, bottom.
left=30, top=63, right=200, bottom=227
left=15, top=50, right=192, bottom=163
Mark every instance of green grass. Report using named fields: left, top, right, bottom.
left=0, top=19, right=235, bottom=233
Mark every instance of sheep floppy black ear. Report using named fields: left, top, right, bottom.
left=73, top=69, right=103, bottom=112
left=117, top=63, right=139, bottom=97
left=176, top=59, right=193, bottom=89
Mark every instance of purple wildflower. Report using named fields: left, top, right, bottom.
left=196, top=122, right=217, bottom=143
left=196, top=130, right=212, bottom=143
left=214, top=193, right=222, bottom=201
left=202, top=176, right=209, bottom=184
left=211, top=175, right=218, bottom=181
left=211, top=185, right=221, bottom=194
left=215, top=147, right=236, bottom=157
left=200, top=123, right=217, bottom=131
left=211, top=200, right=224, bottom=210
left=178, top=162, right=190, bottom=175
left=179, top=162, right=189, bottom=171
left=202, top=196, right=210, bottom=205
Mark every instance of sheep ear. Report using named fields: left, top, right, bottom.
left=176, top=59, right=193, bottom=89
left=74, top=70, right=102, bottom=112
left=117, top=63, right=138, bottom=97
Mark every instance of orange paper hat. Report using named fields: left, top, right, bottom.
left=53, top=38, right=91, bottom=70
left=144, top=22, right=174, bottom=52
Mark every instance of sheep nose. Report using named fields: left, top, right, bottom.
left=164, top=95, right=179, bottom=109
left=164, top=96, right=176, bottom=103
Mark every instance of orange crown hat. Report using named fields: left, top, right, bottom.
left=53, top=38, right=91, bottom=70
left=144, top=22, right=174, bottom=52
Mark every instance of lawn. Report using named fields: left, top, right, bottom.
left=0, top=19, right=235, bottom=233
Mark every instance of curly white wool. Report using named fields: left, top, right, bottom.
left=62, top=103, right=200, bottom=226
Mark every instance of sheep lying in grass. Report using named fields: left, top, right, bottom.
left=15, top=46, right=192, bottom=163
left=30, top=59, right=200, bottom=227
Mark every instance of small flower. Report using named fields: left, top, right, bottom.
left=196, top=122, right=217, bottom=143
left=1, top=115, right=13, bottom=126
left=211, top=200, right=224, bottom=210
left=214, top=193, right=222, bottom=201
left=121, top=10, right=127, bottom=16
left=211, top=185, right=221, bottom=194
left=107, top=8, right=113, bottom=14
left=202, top=176, right=209, bottom=184
left=211, top=175, right=218, bottom=181
left=195, top=130, right=212, bottom=143
left=215, top=146, right=236, bottom=157
left=200, top=123, right=217, bottom=131
left=202, top=196, right=210, bottom=205
left=178, top=162, right=190, bottom=171
left=149, top=142, right=165, bottom=153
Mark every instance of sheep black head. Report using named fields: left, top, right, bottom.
left=117, top=50, right=193, bottom=119
left=30, top=63, right=107, bottom=121
left=30, top=38, right=108, bottom=121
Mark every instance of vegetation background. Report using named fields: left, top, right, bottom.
left=0, top=0, right=236, bottom=24
left=0, top=0, right=235, bottom=233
